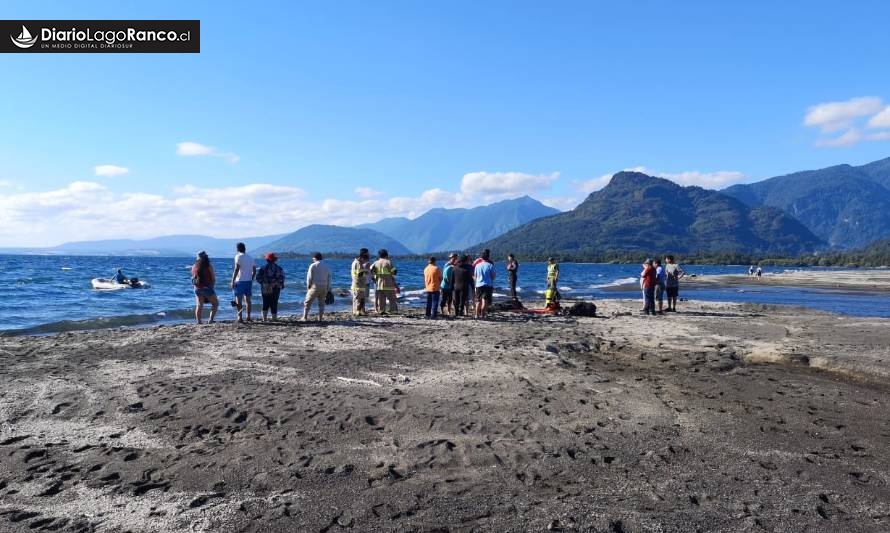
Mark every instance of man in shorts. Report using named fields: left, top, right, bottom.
left=231, top=242, right=256, bottom=322
left=663, top=255, right=685, bottom=313
left=473, top=249, right=495, bottom=319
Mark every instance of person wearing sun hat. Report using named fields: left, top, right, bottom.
left=256, top=252, right=286, bottom=321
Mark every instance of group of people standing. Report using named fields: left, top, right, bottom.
left=190, top=243, right=686, bottom=323
left=639, top=255, right=685, bottom=315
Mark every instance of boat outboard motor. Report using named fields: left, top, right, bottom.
left=129, top=277, right=140, bottom=287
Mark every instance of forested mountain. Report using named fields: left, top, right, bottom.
left=479, top=172, right=823, bottom=256
left=723, top=157, right=890, bottom=248
left=261, top=225, right=411, bottom=255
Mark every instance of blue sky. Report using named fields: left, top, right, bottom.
left=2, top=1, right=890, bottom=246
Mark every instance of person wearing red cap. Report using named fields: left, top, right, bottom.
left=257, top=252, right=286, bottom=321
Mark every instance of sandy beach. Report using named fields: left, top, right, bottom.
left=683, top=269, right=890, bottom=293
left=1, top=299, right=889, bottom=532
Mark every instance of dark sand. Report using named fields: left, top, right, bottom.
left=1, top=300, right=889, bottom=532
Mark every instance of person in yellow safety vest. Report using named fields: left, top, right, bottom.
left=545, top=257, right=561, bottom=309
left=370, top=248, right=398, bottom=315
left=350, top=248, right=371, bottom=316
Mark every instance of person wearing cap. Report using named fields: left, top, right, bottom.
left=191, top=251, right=218, bottom=324
left=439, top=253, right=458, bottom=316
left=257, top=252, right=286, bottom=322
left=546, top=257, right=559, bottom=289
left=351, top=248, right=371, bottom=316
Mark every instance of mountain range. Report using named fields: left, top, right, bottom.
left=4, top=157, right=890, bottom=258
left=479, top=171, right=823, bottom=256
left=723, top=157, right=890, bottom=248
left=357, top=196, right=559, bottom=253
left=260, top=225, right=412, bottom=256
left=1, top=234, right=285, bottom=258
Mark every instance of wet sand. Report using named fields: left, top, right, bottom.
left=684, top=269, right=890, bottom=293
left=1, top=300, right=889, bottom=532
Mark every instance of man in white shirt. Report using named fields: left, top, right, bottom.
left=302, top=252, right=332, bottom=321
left=231, top=242, right=256, bottom=322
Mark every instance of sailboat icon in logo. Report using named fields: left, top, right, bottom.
left=10, top=25, right=38, bottom=49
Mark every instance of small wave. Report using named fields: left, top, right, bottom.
left=588, top=277, right=637, bottom=289
left=1, top=308, right=196, bottom=337
left=61, top=267, right=72, bottom=271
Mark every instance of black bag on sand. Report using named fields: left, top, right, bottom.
left=325, top=291, right=335, bottom=305
left=566, top=301, right=597, bottom=317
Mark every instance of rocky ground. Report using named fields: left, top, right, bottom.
left=1, top=299, right=889, bottom=532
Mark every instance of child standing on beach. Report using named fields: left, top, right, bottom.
left=424, top=256, right=443, bottom=319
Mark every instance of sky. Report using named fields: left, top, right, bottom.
left=2, top=0, right=890, bottom=247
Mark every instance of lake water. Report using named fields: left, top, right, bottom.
left=1, top=254, right=886, bottom=335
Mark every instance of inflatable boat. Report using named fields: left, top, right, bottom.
left=91, top=278, right=149, bottom=290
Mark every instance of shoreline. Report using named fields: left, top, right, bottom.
left=1, top=299, right=889, bottom=531
left=603, top=268, right=890, bottom=294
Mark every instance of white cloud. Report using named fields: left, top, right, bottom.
left=867, top=106, right=890, bottom=129
left=540, top=196, right=582, bottom=211
left=459, top=171, right=559, bottom=200
left=573, top=173, right=614, bottom=194
left=176, top=141, right=240, bottom=164
left=574, top=166, right=747, bottom=194
left=354, top=187, right=382, bottom=199
left=803, top=96, right=890, bottom=147
left=866, top=131, right=890, bottom=142
left=804, top=96, right=883, bottom=133
left=93, top=164, right=129, bottom=178
left=0, top=180, right=10, bottom=188
left=815, top=128, right=863, bottom=148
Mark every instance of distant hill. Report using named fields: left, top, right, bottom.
left=12, top=234, right=284, bottom=257
left=478, top=171, right=823, bottom=256
left=261, top=224, right=412, bottom=255
left=723, top=157, right=890, bottom=248
left=358, top=196, right=560, bottom=253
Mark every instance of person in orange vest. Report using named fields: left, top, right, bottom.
left=423, top=256, right=443, bottom=319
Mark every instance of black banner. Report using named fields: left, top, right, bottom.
left=1, top=20, right=200, bottom=53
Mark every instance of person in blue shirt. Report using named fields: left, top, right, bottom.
left=113, top=269, right=126, bottom=284
left=472, top=249, right=496, bottom=319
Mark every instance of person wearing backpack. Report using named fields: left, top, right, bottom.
left=191, top=251, right=219, bottom=324
left=663, top=255, right=685, bottom=312
left=257, top=252, right=286, bottom=322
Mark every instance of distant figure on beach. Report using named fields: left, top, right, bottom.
left=451, top=255, right=472, bottom=317
left=473, top=249, right=495, bottom=319
left=302, top=252, right=332, bottom=321
left=191, top=251, right=218, bottom=324
left=664, top=255, right=685, bottom=312
left=506, top=253, right=519, bottom=300
left=351, top=248, right=371, bottom=316
left=654, top=258, right=666, bottom=315
left=113, top=269, right=126, bottom=284
left=371, top=249, right=398, bottom=315
left=257, top=252, right=285, bottom=322
left=231, top=242, right=256, bottom=323
left=756, top=265, right=763, bottom=279
left=439, top=253, right=457, bottom=316
left=547, top=257, right=560, bottom=289
left=641, top=259, right=656, bottom=315
left=424, top=256, right=442, bottom=319
left=748, top=264, right=756, bottom=277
